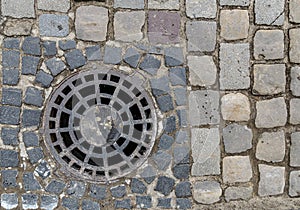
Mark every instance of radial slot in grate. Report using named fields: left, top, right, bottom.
left=44, top=69, right=157, bottom=182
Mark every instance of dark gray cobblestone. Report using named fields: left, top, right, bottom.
left=24, top=87, right=43, bottom=107
left=23, top=172, right=41, bottom=191
left=21, top=55, right=40, bottom=75
left=1, top=127, right=19, bottom=146
left=40, top=195, right=58, bottom=210
left=46, top=180, right=66, bottom=195
left=1, top=170, right=18, bottom=188
left=2, top=88, right=22, bottom=107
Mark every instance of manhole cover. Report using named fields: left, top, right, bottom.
left=44, top=69, right=157, bottom=182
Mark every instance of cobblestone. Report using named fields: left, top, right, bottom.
left=85, top=46, right=101, bottom=61
left=254, top=30, right=285, bottom=60
left=176, top=198, right=191, bottom=209
left=177, top=109, right=188, bottom=127
left=290, top=28, right=300, bottom=63
left=1, top=170, right=18, bottom=188
left=150, top=76, right=170, bottom=96
left=291, top=66, right=300, bottom=96
left=191, top=128, right=220, bottom=176
left=45, top=57, right=66, bottom=76
left=114, top=0, right=144, bottom=9
left=1, top=127, right=19, bottom=146
left=136, top=196, right=152, bottom=209
left=188, top=55, right=217, bottom=86
left=103, top=46, right=122, bottom=65
left=2, top=88, right=22, bottom=107
left=0, top=106, right=20, bottom=125
left=258, top=164, right=285, bottom=196
left=39, top=14, right=69, bottom=37
left=223, top=124, right=253, bottom=153
left=24, top=87, right=44, bottom=107
left=175, top=182, right=192, bottom=198
left=22, top=194, right=38, bottom=209
left=153, top=150, right=172, bottom=170
left=193, top=181, right=222, bottom=204
left=220, top=43, right=250, bottom=90
left=4, top=38, right=20, bottom=49
left=46, top=180, right=66, bottom=195
left=111, top=185, right=126, bottom=198
left=114, top=11, right=145, bottom=42
left=186, top=0, right=217, bottom=18
left=42, top=41, right=56, bottom=56
left=220, top=0, right=250, bottom=6
left=221, top=93, right=251, bottom=121
left=255, top=0, right=285, bottom=25
left=173, top=146, right=190, bottom=164
left=225, top=186, right=253, bottom=202
left=165, top=47, right=184, bottom=67
left=23, top=172, right=41, bottom=191
left=1, top=193, right=18, bottom=209
left=157, top=198, right=171, bottom=209
left=114, top=199, right=131, bottom=209
left=290, top=132, right=300, bottom=167
left=37, top=0, right=70, bottom=12
left=22, top=109, right=42, bottom=127
left=62, top=197, right=79, bottom=210
left=174, top=88, right=187, bottom=106
left=290, top=0, right=300, bottom=23
left=223, top=156, right=252, bottom=183
left=140, top=165, right=156, bottom=184
left=0, top=150, right=19, bottom=167
left=255, top=97, right=287, bottom=128
left=40, top=195, right=58, bottom=210
left=89, top=184, right=106, bottom=200
left=289, top=171, right=300, bottom=197
left=22, top=37, right=41, bottom=56
left=220, top=10, right=249, bottom=40
left=139, top=54, right=161, bottom=75
left=131, top=178, right=147, bottom=194
left=3, top=69, right=19, bottom=85
left=256, top=131, right=285, bottom=162
left=186, top=21, right=216, bottom=52
left=164, top=116, right=176, bottom=133
left=2, top=50, right=20, bottom=68
left=253, top=64, right=286, bottom=95
left=22, top=56, right=40, bottom=75
left=66, top=181, right=86, bottom=198
left=82, top=199, right=100, bottom=210
left=148, top=0, right=179, bottom=9
left=35, top=160, right=51, bottom=179
left=23, top=131, right=39, bottom=147
left=123, top=47, right=141, bottom=68
left=65, top=49, right=86, bottom=70
left=173, top=164, right=190, bottom=179
left=156, top=94, right=174, bottom=113
left=75, top=6, right=108, bottom=42
left=290, top=99, right=300, bottom=124
left=2, top=0, right=35, bottom=18
left=158, top=134, right=174, bottom=150
left=59, top=40, right=76, bottom=51
left=3, top=19, right=33, bottom=36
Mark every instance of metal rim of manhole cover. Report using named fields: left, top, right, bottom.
left=43, top=68, right=157, bottom=182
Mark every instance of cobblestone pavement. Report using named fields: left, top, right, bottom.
left=0, top=0, right=300, bottom=209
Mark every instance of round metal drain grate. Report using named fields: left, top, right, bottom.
left=44, top=69, right=157, bottom=182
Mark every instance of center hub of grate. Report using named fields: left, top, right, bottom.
left=43, top=69, right=157, bottom=182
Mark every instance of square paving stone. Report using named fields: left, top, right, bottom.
left=37, top=0, right=70, bottom=12
left=176, top=198, right=192, bottom=209
left=1, top=127, right=19, bottom=146
left=4, top=38, right=20, bottom=49
left=66, top=181, right=86, bottom=198
left=2, top=50, right=20, bottom=68
left=290, top=28, right=300, bottom=63
left=131, top=178, right=147, bottom=194
left=219, top=43, right=250, bottom=90
left=193, top=181, right=221, bottom=204
left=123, top=47, right=141, bottom=68
left=189, top=90, right=220, bottom=126
left=2, top=88, right=22, bottom=107
left=136, top=196, right=152, bottom=209
left=191, top=128, right=220, bottom=176
left=290, top=99, right=300, bottom=125
left=153, top=150, right=172, bottom=170
left=173, top=146, right=190, bottom=164
left=2, top=0, right=35, bottom=18
left=114, top=0, right=144, bottom=9
left=1, top=193, right=18, bottom=209
left=114, top=199, right=131, bottom=209
left=254, top=30, right=284, bottom=60
left=23, top=172, right=41, bottom=191
left=157, top=198, right=171, bottom=209
left=148, top=11, right=180, bottom=44
left=22, top=194, right=38, bottom=209
left=255, top=0, right=285, bottom=25
left=45, top=57, right=66, bottom=76
left=114, top=11, right=145, bottom=42
left=41, top=195, right=58, bottom=210
left=156, top=94, right=174, bottom=113
left=0, top=150, right=19, bottom=167
left=86, top=46, right=102, bottom=61
left=35, top=71, right=54, bottom=88
left=22, top=56, right=40, bottom=75
left=24, top=87, right=44, bottom=107
left=169, top=67, right=186, bottom=86
left=186, top=21, right=216, bottom=52
left=103, top=46, right=122, bottom=65
left=43, top=41, right=57, bottom=56
left=148, top=0, right=179, bottom=9
left=174, top=88, right=187, bottom=106
left=0, top=106, right=21, bottom=125
left=188, top=55, right=217, bottom=86
left=291, top=66, right=300, bottom=96
left=256, top=131, right=285, bottom=163
left=255, top=97, right=287, bottom=128
left=22, top=37, right=41, bottom=56
left=165, top=47, right=184, bottom=67
left=59, top=40, right=76, bottom=51
left=290, top=132, right=300, bottom=167
left=23, top=131, right=39, bottom=147
left=223, top=156, right=252, bottom=183
left=253, top=64, right=286, bottom=95
left=3, top=69, right=19, bottom=85
left=110, top=185, right=126, bottom=198
left=186, top=0, right=217, bottom=18
left=289, top=171, right=300, bottom=197
left=89, top=184, right=107, bottom=200
left=75, top=6, right=108, bottom=41
left=62, top=197, right=79, bottom=210
left=258, top=164, right=285, bottom=196
left=175, top=182, right=192, bottom=198
left=223, top=124, right=253, bottom=154
left=139, top=54, right=161, bottom=75
left=225, top=186, right=252, bottom=202
left=22, top=109, right=42, bottom=127
left=65, top=49, right=87, bottom=70
left=2, top=170, right=18, bottom=188
left=220, top=0, right=250, bottom=6
left=290, top=0, right=300, bottom=23
left=220, top=10, right=249, bottom=40
left=158, top=134, right=174, bottom=150
left=46, top=180, right=66, bottom=194
left=173, top=164, right=190, bottom=179
left=39, top=14, right=69, bottom=37
left=27, top=148, right=44, bottom=164
left=82, top=199, right=100, bottom=210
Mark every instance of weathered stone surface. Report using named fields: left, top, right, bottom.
left=82, top=199, right=100, bottom=210
left=258, top=164, right=285, bottom=196
left=174, top=88, right=187, bottom=106
left=255, top=97, right=287, bottom=128
left=45, top=58, right=66, bottom=76
left=173, top=164, right=189, bottom=179
left=136, top=196, right=152, bottom=209
left=86, top=46, right=101, bottom=61
left=41, top=195, right=58, bottom=210
left=153, top=151, right=172, bottom=170
left=164, top=115, right=176, bottom=133
left=176, top=198, right=191, bottom=209
left=157, top=94, right=174, bottom=113
left=3, top=50, right=20, bottom=68
left=186, top=21, right=216, bottom=52
left=148, top=0, right=179, bottom=10
left=157, top=198, right=171, bottom=209
left=23, top=172, right=41, bottom=191
left=290, top=0, right=300, bottom=23
left=189, top=90, right=220, bottom=126
left=291, top=66, right=300, bottom=96
left=290, top=28, right=300, bottom=63
left=4, top=19, right=33, bottom=36
left=290, top=99, right=300, bottom=124
left=223, top=124, right=253, bottom=153
left=225, top=186, right=253, bottom=202
left=150, top=76, right=170, bottom=96
left=188, top=55, right=217, bottom=86
left=3, top=69, right=19, bottom=85
left=114, top=0, right=144, bottom=9
left=221, top=93, right=250, bottom=121
left=254, top=30, right=284, bottom=60
left=89, top=184, right=106, bottom=200
left=22, top=37, right=41, bottom=56
left=62, top=197, right=79, bottom=210
left=22, top=56, right=40, bottom=75
left=114, top=199, right=131, bottom=209
left=36, top=71, right=53, bottom=88
left=290, top=132, right=300, bottom=167
left=220, top=10, right=249, bottom=40
left=59, top=40, right=76, bottom=51
left=0, top=106, right=21, bottom=125
left=103, top=46, right=122, bottom=65
left=46, top=180, right=66, bottom=195
left=289, top=170, right=300, bottom=197
left=2, top=0, right=35, bottom=18
left=220, top=0, right=250, bottom=6
left=148, top=11, right=180, bottom=44
left=186, top=0, right=217, bottom=18
left=1, top=193, right=18, bottom=209
left=3, top=38, right=20, bottom=49
left=66, top=181, right=86, bottom=198
left=110, top=185, right=126, bottom=198
left=191, top=128, right=220, bottom=176
left=256, top=131, right=285, bottom=162
left=114, top=11, right=145, bottom=42
left=27, top=148, right=44, bottom=164
left=22, top=109, right=42, bottom=127
left=43, top=41, right=57, bottom=56
left=255, top=0, right=285, bottom=25
left=193, top=181, right=222, bottom=204
left=65, top=49, right=86, bottom=70
left=2, top=88, right=22, bottom=107
left=165, top=47, right=184, bottom=67
left=2, top=170, right=18, bottom=188
left=253, top=64, right=286, bottom=95
left=158, top=134, right=174, bottom=150
left=173, top=146, right=190, bottom=164
left=23, top=132, right=39, bottom=147
left=223, top=156, right=252, bottom=183
left=75, top=6, right=108, bottom=41
left=155, top=176, right=175, bottom=196
left=131, top=178, right=146, bottom=194
left=123, top=47, right=141, bottom=68
left=22, top=194, right=38, bottom=209
left=37, top=0, right=70, bottom=12
left=220, top=43, right=250, bottom=90
left=35, top=160, right=51, bottom=179
left=24, top=87, right=43, bottom=107
left=175, top=182, right=192, bottom=198
left=39, top=14, right=69, bottom=37
left=169, top=67, right=186, bottom=86
left=1, top=127, right=19, bottom=146
left=140, top=165, right=156, bottom=184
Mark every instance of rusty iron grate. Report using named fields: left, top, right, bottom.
left=44, top=69, right=157, bottom=182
